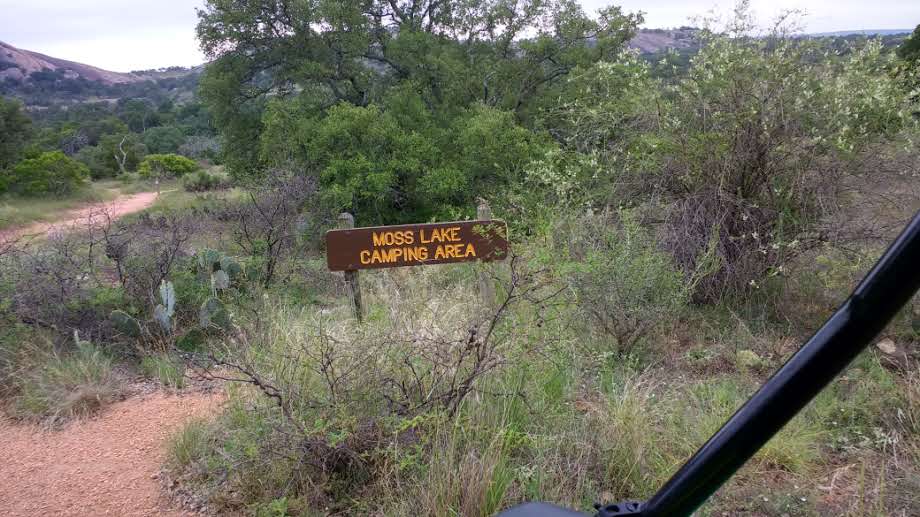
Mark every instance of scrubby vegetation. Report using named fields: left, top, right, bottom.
left=0, top=1, right=919, bottom=516
left=138, top=154, right=200, bottom=179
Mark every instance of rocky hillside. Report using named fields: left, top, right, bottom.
left=629, top=28, right=700, bottom=54
left=0, top=41, right=142, bottom=84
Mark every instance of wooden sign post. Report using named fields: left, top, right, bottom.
left=337, top=213, right=364, bottom=322
left=326, top=215, right=509, bottom=321
left=477, top=200, right=496, bottom=309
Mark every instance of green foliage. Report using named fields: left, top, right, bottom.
left=138, top=153, right=200, bottom=179
left=76, top=133, right=148, bottom=178
left=662, top=32, right=912, bottom=300
left=196, top=0, right=641, bottom=205
left=0, top=96, right=33, bottom=171
left=110, top=310, right=142, bottom=338
left=2, top=151, right=89, bottom=197
left=182, top=168, right=231, bottom=192
left=560, top=210, right=688, bottom=354
left=897, top=25, right=920, bottom=63
left=264, top=99, right=551, bottom=224
left=197, top=248, right=222, bottom=273
left=118, top=98, right=160, bottom=133
left=544, top=10, right=918, bottom=302
left=143, top=125, right=187, bottom=154
left=443, top=105, right=548, bottom=209
left=304, top=103, right=440, bottom=223
left=167, top=418, right=211, bottom=469
left=199, top=297, right=229, bottom=329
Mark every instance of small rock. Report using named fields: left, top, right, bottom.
left=875, top=338, right=912, bottom=371
left=876, top=338, right=897, bottom=355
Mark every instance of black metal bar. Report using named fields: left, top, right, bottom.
left=640, top=210, right=920, bottom=516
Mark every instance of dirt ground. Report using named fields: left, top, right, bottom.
left=0, top=191, right=159, bottom=245
left=0, top=390, right=224, bottom=517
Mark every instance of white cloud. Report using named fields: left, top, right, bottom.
left=581, top=0, right=920, bottom=33
left=0, top=0, right=206, bottom=71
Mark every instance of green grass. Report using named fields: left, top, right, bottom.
left=11, top=339, right=122, bottom=423
left=140, top=353, right=186, bottom=389
left=162, top=259, right=918, bottom=516
left=117, top=176, right=181, bottom=195
left=0, top=182, right=120, bottom=231
left=167, top=417, right=211, bottom=469
left=136, top=185, right=245, bottom=215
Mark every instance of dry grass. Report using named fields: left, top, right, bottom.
left=162, top=245, right=920, bottom=516
left=10, top=340, right=122, bottom=423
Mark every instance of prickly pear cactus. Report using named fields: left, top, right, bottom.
left=198, top=248, right=222, bottom=273
left=159, top=280, right=175, bottom=317
left=154, top=304, right=171, bottom=333
left=199, top=297, right=230, bottom=329
left=73, top=330, right=90, bottom=348
left=219, top=255, right=243, bottom=280
left=111, top=310, right=142, bottom=338
left=153, top=280, right=176, bottom=334
left=212, top=270, right=231, bottom=291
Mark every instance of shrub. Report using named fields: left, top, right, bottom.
left=9, top=232, right=117, bottom=341
left=75, top=134, right=147, bottom=179
left=12, top=335, right=121, bottom=422
left=183, top=168, right=231, bottom=192
left=654, top=33, right=917, bottom=302
left=102, top=211, right=196, bottom=314
left=138, top=153, right=200, bottom=179
left=143, top=126, right=186, bottom=155
left=223, top=172, right=316, bottom=286
left=174, top=257, right=555, bottom=512
left=560, top=210, right=689, bottom=355
left=0, top=96, right=33, bottom=170
left=2, top=151, right=89, bottom=197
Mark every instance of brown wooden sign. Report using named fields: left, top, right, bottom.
left=326, top=220, right=509, bottom=271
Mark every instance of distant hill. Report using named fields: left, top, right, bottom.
left=0, top=42, right=202, bottom=108
left=0, top=41, right=143, bottom=84
left=808, top=29, right=913, bottom=37
left=629, top=28, right=700, bottom=54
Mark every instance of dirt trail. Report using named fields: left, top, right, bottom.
left=0, top=391, right=224, bottom=517
left=0, top=191, right=159, bottom=245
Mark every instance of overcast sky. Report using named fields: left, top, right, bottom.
left=1, top=0, right=918, bottom=72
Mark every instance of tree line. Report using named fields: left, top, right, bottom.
left=0, top=72, right=218, bottom=196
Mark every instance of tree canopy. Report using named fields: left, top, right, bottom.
left=195, top=0, right=642, bottom=223
left=897, top=24, right=920, bottom=62
left=1, top=151, right=89, bottom=197
left=0, top=96, right=33, bottom=170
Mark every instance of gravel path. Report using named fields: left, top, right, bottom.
left=0, top=391, right=223, bottom=517
left=0, top=191, right=159, bottom=245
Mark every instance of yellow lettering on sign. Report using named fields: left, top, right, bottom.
left=405, top=246, right=429, bottom=262
left=360, top=246, right=434, bottom=265
left=360, top=226, right=479, bottom=267
left=372, top=230, right=415, bottom=247
left=421, top=226, right=462, bottom=244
